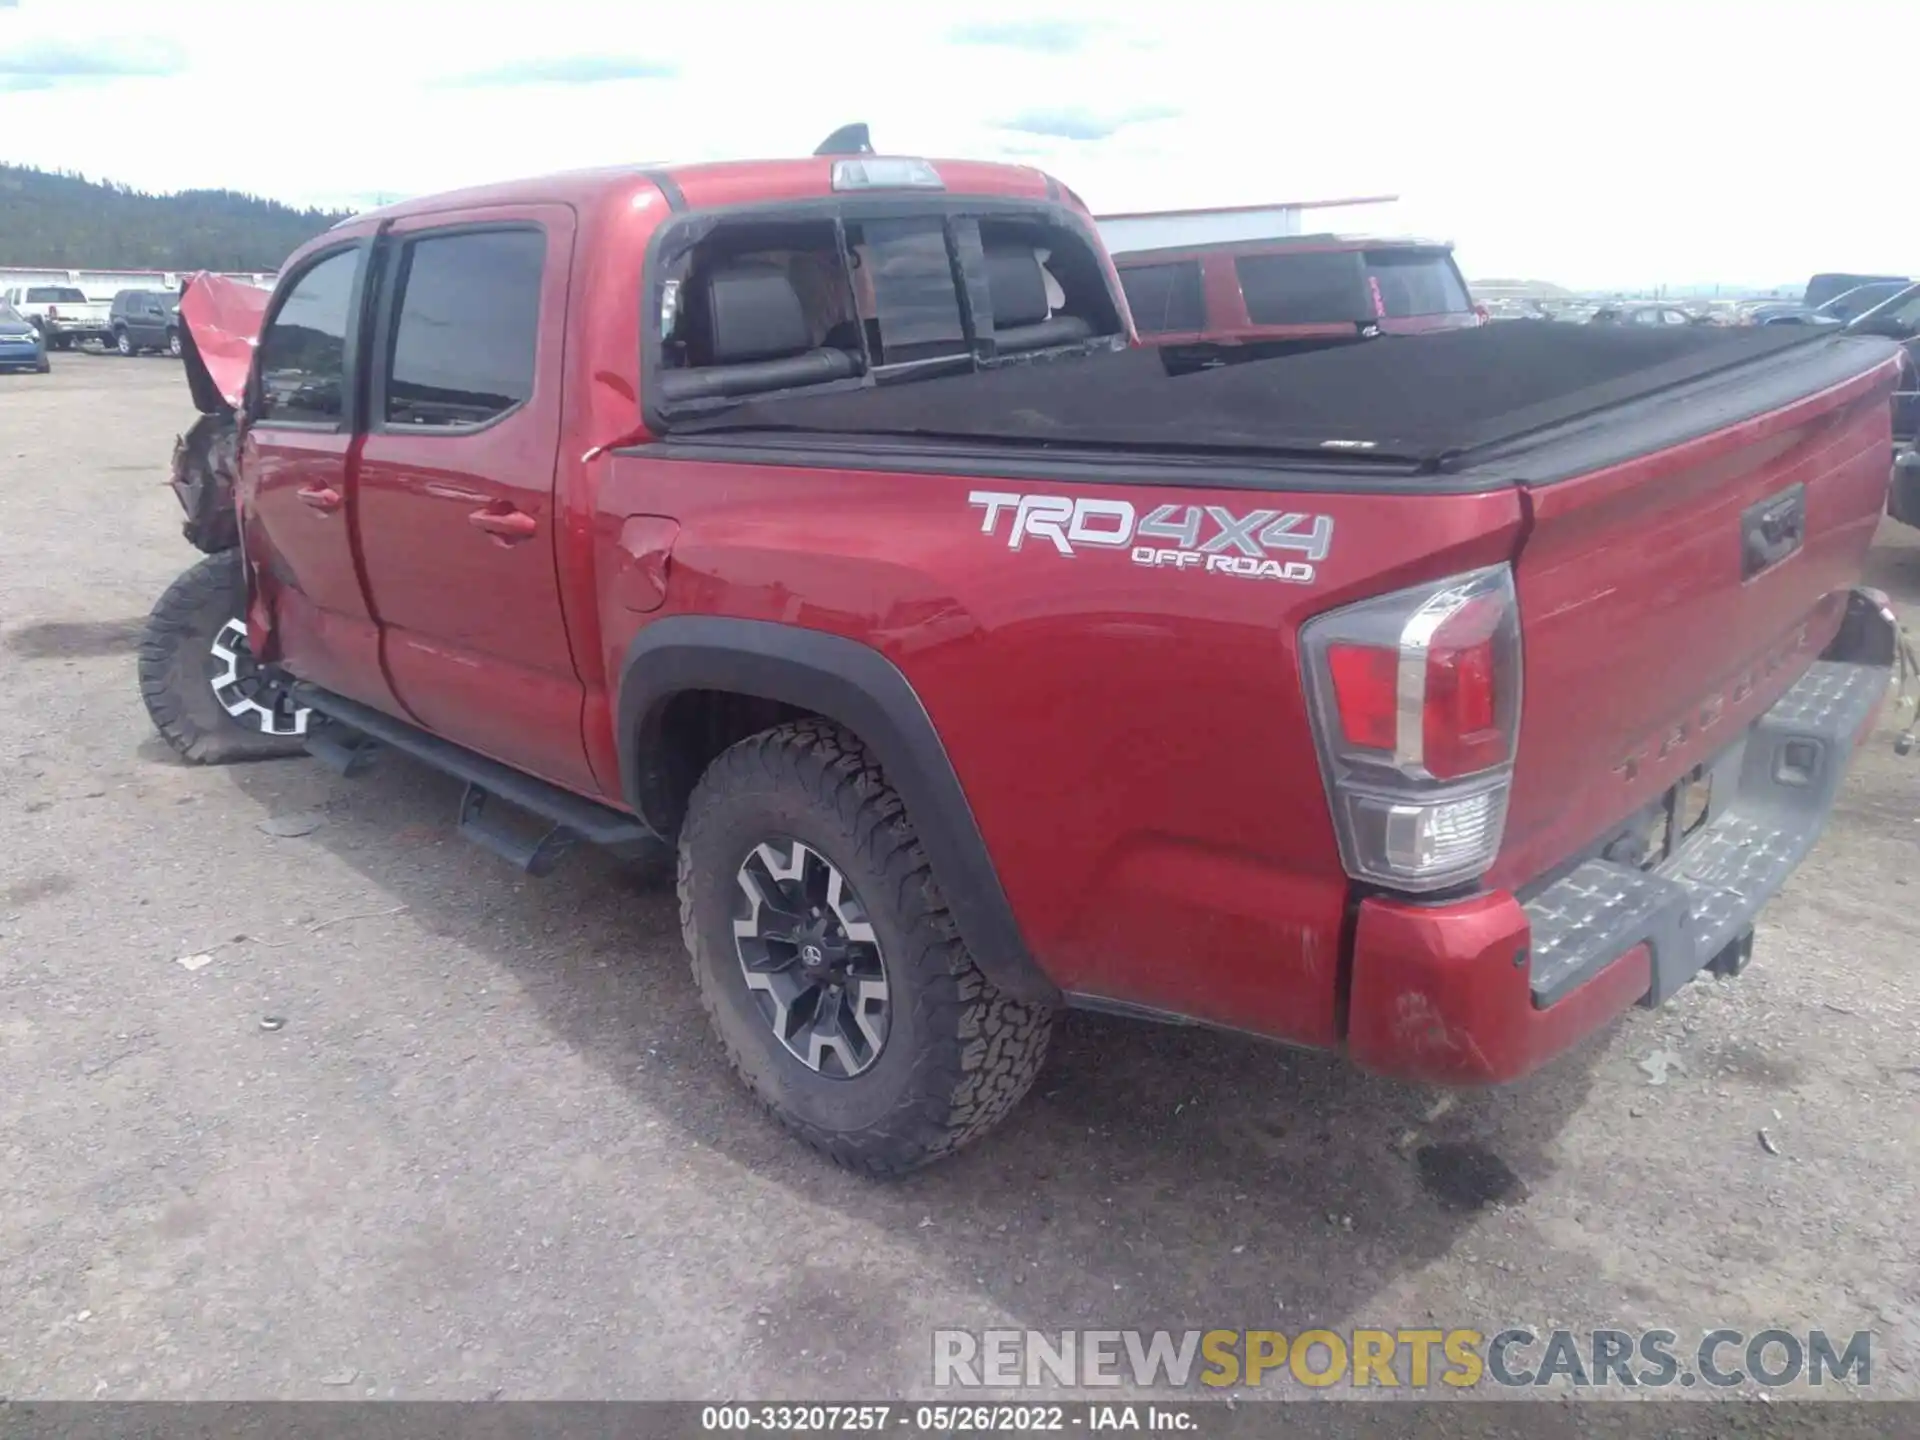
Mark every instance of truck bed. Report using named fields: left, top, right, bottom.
left=672, top=322, right=1877, bottom=472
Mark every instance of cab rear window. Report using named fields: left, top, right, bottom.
left=27, top=287, right=88, bottom=303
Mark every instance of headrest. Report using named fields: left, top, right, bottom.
left=705, top=263, right=812, bottom=364
left=984, top=247, right=1051, bottom=329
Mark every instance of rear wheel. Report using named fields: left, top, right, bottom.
left=115, top=329, right=135, bottom=357
left=138, top=550, right=310, bottom=764
left=678, top=720, right=1051, bottom=1174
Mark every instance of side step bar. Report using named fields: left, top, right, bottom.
left=290, top=683, right=662, bottom=876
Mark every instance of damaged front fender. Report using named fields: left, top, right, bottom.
left=177, top=272, right=269, bottom=414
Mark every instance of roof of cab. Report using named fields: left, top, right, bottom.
left=1112, top=232, right=1455, bottom=266
left=335, top=156, right=1061, bottom=229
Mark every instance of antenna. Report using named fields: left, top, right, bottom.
left=813, top=123, right=873, bottom=157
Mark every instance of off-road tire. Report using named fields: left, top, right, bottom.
left=679, top=720, right=1051, bottom=1175
left=138, top=550, right=308, bottom=764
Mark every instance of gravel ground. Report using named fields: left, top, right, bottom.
left=1, top=355, right=1916, bottom=1403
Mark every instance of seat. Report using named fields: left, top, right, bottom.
left=984, top=246, right=1094, bottom=353
left=657, top=262, right=858, bottom=402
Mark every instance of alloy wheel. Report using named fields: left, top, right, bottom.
left=732, top=838, right=890, bottom=1078
left=208, top=617, right=309, bottom=736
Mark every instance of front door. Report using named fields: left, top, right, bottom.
left=353, top=206, right=594, bottom=794
left=238, top=233, right=398, bottom=710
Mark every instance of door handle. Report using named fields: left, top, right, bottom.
left=297, top=485, right=343, bottom=513
left=468, top=505, right=538, bottom=542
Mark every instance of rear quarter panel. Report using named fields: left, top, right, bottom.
left=593, top=455, right=1523, bottom=1044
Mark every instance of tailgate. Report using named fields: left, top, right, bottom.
left=1491, top=344, right=1898, bottom=899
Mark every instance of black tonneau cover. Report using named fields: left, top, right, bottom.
left=672, top=322, right=1838, bottom=468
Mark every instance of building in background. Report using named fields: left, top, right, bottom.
left=0, top=265, right=275, bottom=299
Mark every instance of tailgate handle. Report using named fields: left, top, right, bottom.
left=1741, top=483, right=1805, bottom=580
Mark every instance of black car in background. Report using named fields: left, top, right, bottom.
left=108, top=289, right=182, bottom=357
left=1849, top=283, right=1920, bottom=445
left=1804, top=272, right=1908, bottom=310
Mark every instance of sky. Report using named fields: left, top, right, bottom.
left=2, top=0, right=1916, bottom=291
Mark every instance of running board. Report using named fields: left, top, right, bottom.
left=289, top=683, right=662, bottom=875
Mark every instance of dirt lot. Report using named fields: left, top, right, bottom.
left=2, top=355, right=1917, bottom=1403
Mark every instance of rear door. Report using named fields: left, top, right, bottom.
left=238, top=230, right=399, bottom=710
left=138, top=293, right=169, bottom=345
left=353, top=206, right=595, bottom=793
left=1490, top=358, right=1895, bottom=891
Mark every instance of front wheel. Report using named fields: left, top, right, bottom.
left=167, top=329, right=183, bottom=358
left=678, top=720, right=1052, bottom=1175
left=138, top=550, right=310, bottom=764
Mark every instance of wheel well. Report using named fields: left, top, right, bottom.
left=649, top=688, right=816, bottom=837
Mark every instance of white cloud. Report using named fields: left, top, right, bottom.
left=1, top=0, right=1916, bottom=289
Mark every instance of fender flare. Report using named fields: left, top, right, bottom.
left=616, top=616, right=1058, bottom=1005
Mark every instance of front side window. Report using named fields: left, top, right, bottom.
left=255, top=249, right=359, bottom=425
left=1119, top=261, right=1206, bottom=334
left=1364, top=250, right=1472, bottom=318
left=384, top=229, right=544, bottom=428
left=1236, top=251, right=1365, bottom=325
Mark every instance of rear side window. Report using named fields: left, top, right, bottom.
left=1119, top=262, right=1206, bottom=334
left=1364, top=251, right=1472, bottom=318
left=384, top=229, right=544, bottom=428
left=1236, top=251, right=1364, bottom=325
left=256, top=249, right=359, bottom=425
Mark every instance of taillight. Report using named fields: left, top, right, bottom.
left=1302, top=565, right=1522, bottom=891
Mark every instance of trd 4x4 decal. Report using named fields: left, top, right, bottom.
left=967, top=491, right=1333, bottom=585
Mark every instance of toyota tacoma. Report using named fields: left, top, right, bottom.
left=140, top=149, right=1903, bottom=1174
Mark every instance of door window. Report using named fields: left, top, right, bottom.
left=255, top=250, right=359, bottom=425
left=1119, top=262, right=1206, bottom=334
left=383, top=229, right=545, bottom=428
left=1236, top=251, right=1365, bottom=325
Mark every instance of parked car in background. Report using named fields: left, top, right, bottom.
left=0, top=284, right=112, bottom=350
left=1804, top=272, right=1908, bottom=310
left=1848, top=281, right=1920, bottom=448
left=1814, top=281, right=1910, bottom=325
left=1114, top=235, right=1480, bottom=370
left=109, top=289, right=183, bottom=357
left=0, top=299, right=52, bottom=373
left=1589, top=304, right=1709, bottom=327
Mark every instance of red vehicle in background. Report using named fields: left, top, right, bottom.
left=1113, top=234, right=1481, bottom=370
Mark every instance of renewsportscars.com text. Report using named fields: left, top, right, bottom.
left=932, top=1327, right=1874, bottom=1391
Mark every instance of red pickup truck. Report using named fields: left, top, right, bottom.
left=141, top=153, right=1903, bottom=1175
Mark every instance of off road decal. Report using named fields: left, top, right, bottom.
left=967, top=491, right=1332, bottom=585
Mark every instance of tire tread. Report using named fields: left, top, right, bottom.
left=678, top=719, right=1050, bottom=1175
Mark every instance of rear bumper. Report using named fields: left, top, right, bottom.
left=1347, top=642, right=1890, bottom=1086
